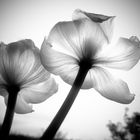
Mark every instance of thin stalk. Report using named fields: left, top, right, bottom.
left=0, top=89, right=18, bottom=139
left=41, top=67, right=89, bottom=140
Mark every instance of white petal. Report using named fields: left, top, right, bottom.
left=48, top=19, right=108, bottom=60
left=7, top=40, right=37, bottom=79
left=61, top=65, right=93, bottom=89
left=41, top=39, right=93, bottom=89
left=21, top=52, right=50, bottom=86
left=90, top=67, right=135, bottom=104
left=100, top=16, right=115, bottom=43
left=96, top=37, right=140, bottom=70
left=0, top=40, right=47, bottom=85
left=21, top=78, right=58, bottom=104
left=12, top=50, right=36, bottom=83
left=73, top=9, right=111, bottom=22
left=0, top=88, right=8, bottom=97
left=75, top=19, right=108, bottom=57
left=10, top=40, right=49, bottom=85
left=4, top=93, right=33, bottom=114
left=48, top=21, right=82, bottom=58
left=7, top=39, right=37, bottom=53
left=0, top=74, right=6, bottom=84
left=0, top=43, right=12, bottom=82
left=41, top=39, right=78, bottom=75
left=0, top=44, right=20, bottom=84
left=73, top=9, right=115, bottom=43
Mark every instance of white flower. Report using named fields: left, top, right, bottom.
left=0, top=39, right=58, bottom=114
left=40, top=10, right=140, bottom=104
left=72, top=9, right=115, bottom=43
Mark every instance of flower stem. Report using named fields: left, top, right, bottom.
left=41, top=67, right=89, bottom=140
left=0, top=87, right=18, bottom=139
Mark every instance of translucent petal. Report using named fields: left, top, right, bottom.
left=41, top=39, right=93, bottom=89
left=73, top=9, right=115, bottom=43
left=0, top=88, right=8, bottom=97
left=4, top=93, right=34, bottom=114
left=21, top=51, right=50, bottom=86
left=48, top=21, right=82, bottom=59
left=73, top=9, right=112, bottom=22
left=0, top=40, right=49, bottom=86
left=75, top=19, right=108, bottom=58
left=48, top=19, right=108, bottom=60
left=7, top=39, right=37, bottom=54
left=61, top=67, right=93, bottom=89
left=12, top=50, right=36, bottom=83
left=21, top=78, right=58, bottom=104
left=5, top=40, right=37, bottom=83
left=41, top=39, right=78, bottom=75
left=96, top=37, right=140, bottom=70
left=90, top=67, right=135, bottom=104
left=0, top=43, right=13, bottom=83
left=10, top=40, right=50, bottom=85
left=0, top=74, right=6, bottom=84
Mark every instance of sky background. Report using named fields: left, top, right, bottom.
left=0, top=0, right=140, bottom=139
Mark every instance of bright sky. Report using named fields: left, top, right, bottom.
left=0, top=0, right=140, bottom=139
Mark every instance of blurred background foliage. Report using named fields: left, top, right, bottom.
left=1, top=108, right=140, bottom=140
left=107, top=108, right=140, bottom=140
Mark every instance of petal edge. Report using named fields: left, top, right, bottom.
left=90, top=67, right=135, bottom=104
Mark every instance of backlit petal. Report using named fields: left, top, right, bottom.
left=41, top=39, right=93, bottom=89
left=0, top=43, right=14, bottom=83
left=90, top=67, right=135, bottom=104
left=73, top=9, right=115, bottom=43
left=12, top=49, right=36, bottom=83
left=61, top=68, right=93, bottom=89
left=11, top=40, right=50, bottom=85
left=21, top=50, right=50, bottom=86
left=4, top=93, right=33, bottom=114
left=0, top=74, right=6, bottom=85
left=0, top=88, right=8, bottom=97
left=96, top=36, right=140, bottom=70
left=48, top=21, right=81, bottom=58
left=6, top=40, right=37, bottom=82
left=73, top=9, right=111, bottom=22
left=21, top=78, right=58, bottom=104
left=76, top=19, right=108, bottom=58
left=48, top=19, right=108, bottom=60
left=7, top=39, right=36, bottom=54
left=41, top=38, right=78, bottom=75
left=0, top=40, right=48, bottom=85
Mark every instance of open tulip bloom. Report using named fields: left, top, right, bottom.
left=40, top=9, right=140, bottom=139
left=0, top=39, right=58, bottom=138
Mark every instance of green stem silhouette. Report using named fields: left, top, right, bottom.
left=0, top=87, right=19, bottom=139
left=41, top=67, right=89, bottom=140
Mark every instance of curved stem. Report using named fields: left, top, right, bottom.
left=0, top=89, right=18, bottom=139
left=41, top=67, right=89, bottom=140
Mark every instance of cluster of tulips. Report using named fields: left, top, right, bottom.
left=0, top=9, right=140, bottom=140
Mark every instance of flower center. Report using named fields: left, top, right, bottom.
left=2, top=70, right=21, bottom=94
left=5, top=84, right=20, bottom=95
left=78, top=57, right=93, bottom=70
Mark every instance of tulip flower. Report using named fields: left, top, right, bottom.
left=40, top=10, right=140, bottom=140
left=0, top=39, right=58, bottom=138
